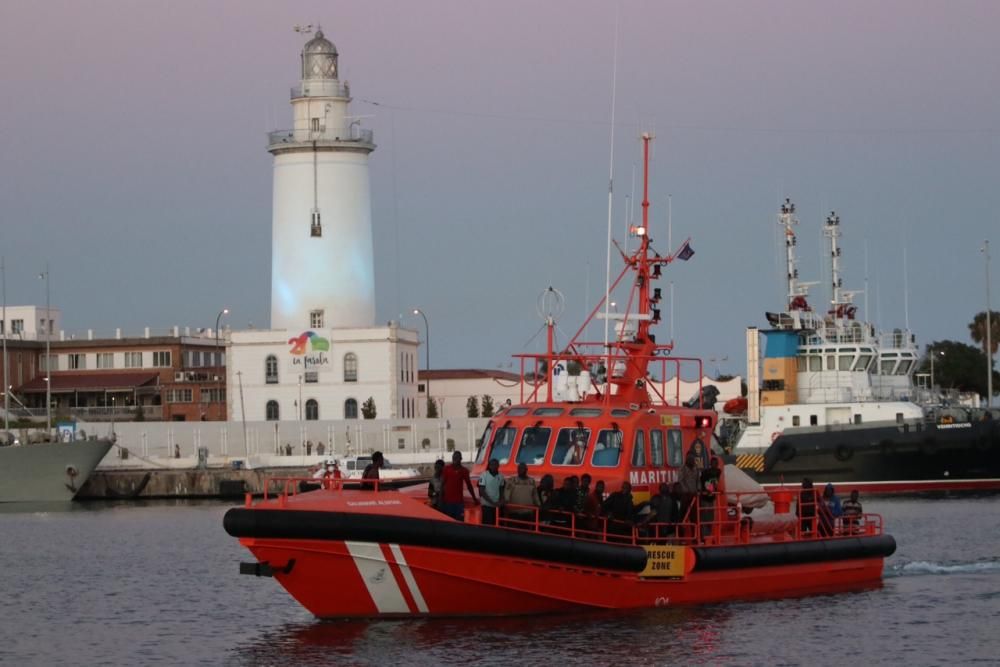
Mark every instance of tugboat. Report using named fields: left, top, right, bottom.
left=721, top=200, right=1000, bottom=493
left=224, top=136, right=896, bottom=618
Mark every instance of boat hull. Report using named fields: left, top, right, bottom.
left=0, top=440, right=113, bottom=502
left=731, top=419, right=1000, bottom=493
left=226, top=507, right=895, bottom=618
left=238, top=538, right=887, bottom=618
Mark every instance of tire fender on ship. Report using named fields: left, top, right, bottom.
left=834, top=444, right=853, bottom=462
left=777, top=444, right=796, bottom=462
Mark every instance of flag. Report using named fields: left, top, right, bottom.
left=677, top=241, right=695, bottom=261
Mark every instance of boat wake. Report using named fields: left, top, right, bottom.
left=885, top=558, right=1000, bottom=578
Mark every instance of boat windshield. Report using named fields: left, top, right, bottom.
left=515, top=427, right=552, bottom=465
left=592, top=429, right=623, bottom=467
left=474, top=422, right=494, bottom=464
left=552, top=427, right=591, bottom=466
left=490, top=425, right=518, bottom=464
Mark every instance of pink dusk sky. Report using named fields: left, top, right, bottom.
left=1, top=0, right=998, bottom=371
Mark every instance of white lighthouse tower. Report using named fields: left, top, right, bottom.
left=269, top=28, right=376, bottom=330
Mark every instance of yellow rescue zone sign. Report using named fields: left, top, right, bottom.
left=640, top=545, right=687, bottom=578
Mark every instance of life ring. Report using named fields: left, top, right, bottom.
left=834, top=444, right=853, bottom=462
left=770, top=432, right=781, bottom=444
left=777, top=444, right=796, bottom=462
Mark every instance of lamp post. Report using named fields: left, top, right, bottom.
left=929, top=347, right=945, bottom=390
left=215, top=308, right=229, bottom=420
left=983, top=240, right=993, bottom=407
left=38, top=263, right=51, bottom=438
left=412, top=308, right=429, bottom=416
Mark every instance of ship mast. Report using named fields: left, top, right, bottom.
left=823, top=211, right=859, bottom=321
left=779, top=198, right=809, bottom=311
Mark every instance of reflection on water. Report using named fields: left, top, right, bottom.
left=2, top=497, right=1000, bottom=665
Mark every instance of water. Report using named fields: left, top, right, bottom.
left=1, top=496, right=999, bottom=666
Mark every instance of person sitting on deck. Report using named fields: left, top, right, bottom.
left=550, top=476, right=579, bottom=528
left=581, top=479, right=606, bottom=533
left=441, top=450, right=478, bottom=521
left=841, top=489, right=863, bottom=534
left=576, top=474, right=592, bottom=513
left=603, top=481, right=639, bottom=536
left=503, top=462, right=540, bottom=523
left=644, top=482, right=680, bottom=538
left=797, top=478, right=817, bottom=535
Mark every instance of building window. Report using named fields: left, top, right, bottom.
left=810, top=414, right=818, bottom=426
left=344, top=352, right=358, bottom=382
left=97, top=353, right=114, bottom=369
left=304, top=371, right=318, bottom=383
left=167, top=388, right=193, bottom=403
left=124, top=351, right=142, bottom=368
left=310, top=310, right=324, bottom=328
left=792, top=415, right=801, bottom=426
left=265, top=355, right=279, bottom=384
left=417, top=383, right=425, bottom=393
left=311, top=211, right=322, bottom=237
left=153, top=351, right=171, bottom=367
left=266, top=400, right=280, bottom=421
left=305, top=399, right=319, bottom=420
left=344, top=398, right=358, bottom=419
left=311, top=117, right=321, bottom=132
left=40, top=353, right=56, bottom=372
left=68, top=353, right=86, bottom=370
left=11, top=319, right=23, bottom=334
left=200, top=388, right=225, bottom=403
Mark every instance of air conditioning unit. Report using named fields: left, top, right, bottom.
left=173, top=372, right=185, bottom=382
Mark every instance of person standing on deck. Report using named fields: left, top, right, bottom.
left=362, top=451, right=384, bottom=488
left=478, top=458, right=505, bottom=525
left=441, top=450, right=478, bottom=521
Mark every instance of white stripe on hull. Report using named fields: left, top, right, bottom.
left=345, top=541, right=409, bottom=614
left=389, top=543, right=428, bottom=613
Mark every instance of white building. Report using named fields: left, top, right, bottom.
left=0, top=305, right=60, bottom=340
left=228, top=28, right=420, bottom=424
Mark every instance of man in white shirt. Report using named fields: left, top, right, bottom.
left=478, top=457, right=505, bottom=526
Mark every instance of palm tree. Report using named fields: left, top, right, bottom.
left=968, top=310, right=1000, bottom=357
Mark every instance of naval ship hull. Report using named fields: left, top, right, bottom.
left=0, top=439, right=113, bottom=502
left=728, top=420, right=1000, bottom=493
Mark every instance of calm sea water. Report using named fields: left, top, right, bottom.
left=1, top=495, right=998, bottom=666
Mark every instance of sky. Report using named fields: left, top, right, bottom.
left=1, top=0, right=998, bottom=376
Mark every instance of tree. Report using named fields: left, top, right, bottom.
left=361, top=397, right=377, bottom=419
left=968, top=310, right=1000, bottom=357
left=426, top=397, right=438, bottom=418
left=916, top=340, right=1000, bottom=397
left=466, top=396, right=480, bottom=418
left=481, top=394, right=495, bottom=417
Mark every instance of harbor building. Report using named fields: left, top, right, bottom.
left=227, top=28, right=420, bottom=424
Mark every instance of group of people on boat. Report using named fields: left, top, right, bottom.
left=424, top=449, right=728, bottom=541
left=797, top=479, right=864, bottom=536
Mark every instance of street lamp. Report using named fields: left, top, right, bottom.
left=929, top=347, right=945, bottom=390
left=412, top=308, right=429, bottom=415
left=982, top=240, right=993, bottom=408
left=215, top=308, right=229, bottom=420
left=38, top=263, right=51, bottom=438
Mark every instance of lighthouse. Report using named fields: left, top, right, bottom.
left=269, top=28, right=376, bottom=330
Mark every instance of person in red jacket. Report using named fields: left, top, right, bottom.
left=441, top=450, right=478, bottom=521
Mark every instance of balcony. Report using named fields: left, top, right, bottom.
left=290, top=81, right=350, bottom=99
left=267, top=126, right=375, bottom=152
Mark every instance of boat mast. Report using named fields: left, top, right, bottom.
left=779, top=198, right=804, bottom=310
left=823, top=211, right=858, bottom=323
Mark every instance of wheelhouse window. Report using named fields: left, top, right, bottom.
left=265, top=400, right=279, bottom=421
left=265, top=355, right=278, bottom=384
left=344, top=353, right=358, bottom=382
left=515, top=427, right=551, bottom=465
left=809, top=355, right=822, bottom=371
left=666, top=429, right=683, bottom=467
left=344, top=398, right=358, bottom=419
left=475, top=422, right=494, bottom=464
left=305, top=399, right=318, bottom=420
left=649, top=429, right=665, bottom=467
left=552, top=427, right=590, bottom=466
left=592, top=429, right=623, bottom=467
left=569, top=408, right=602, bottom=418
left=489, top=425, right=518, bottom=464
left=631, top=430, right=646, bottom=467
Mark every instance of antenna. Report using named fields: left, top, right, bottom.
left=903, top=245, right=910, bottom=331
left=602, top=6, right=620, bottom=353
left=864, top=240, right=870, bottom=323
